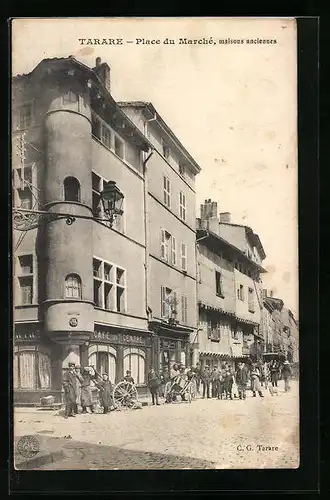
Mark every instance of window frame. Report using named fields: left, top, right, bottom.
left=65, top=273, right=82, bottom=299
left=17, top=102, right=33, bottom=130
left=93, top=256, right=127, bottom=313
left=237, top=284, right=244, bottom=301
left=16, top=253, right=36, bottom=305
left=248, top=287, right=255, bottom=312
left=14, top=345, right=52, bottom=390
left=181, top=243, right=187, bottom=272
left=215, top=270, right=224, bottom=297
left=63, top=176, right=81, bottom=203
left=62, top=90, right=79, bottom=105
left=91, top=170, right=125, bottom=232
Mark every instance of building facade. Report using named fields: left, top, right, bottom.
left=12, top=57, right=202, bottom=404
left=119, top=102, right=201, bottom=373
left=196, top=200, right=267, bottom=367
left=12, top=56, right=154, bottom=404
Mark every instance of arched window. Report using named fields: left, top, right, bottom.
left=123, top=347, right=146, bottom=385
left=64, top=177, right=80, bottom=202
left=65, top=274, right=82, bottom=299
left=88, top=345, right=117, bottom=383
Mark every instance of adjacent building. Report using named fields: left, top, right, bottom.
left=196, top=199, right=267, bottom=368
left=118, top=102, right=201, bottom=373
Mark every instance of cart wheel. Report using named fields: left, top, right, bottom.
left=113, top=381, right=138, bottom=409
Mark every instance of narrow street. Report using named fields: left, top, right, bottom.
left=14, top=380, right=299, bottom=470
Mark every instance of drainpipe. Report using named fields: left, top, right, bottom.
left=142, top=149, right=154, bottom=321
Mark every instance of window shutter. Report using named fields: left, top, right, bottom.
left=181, top=243, right=187, bottom=271
left=207, top=321, right=212, bottom=339
left=161, top=229, right=166, bottom=259
left=217, top=323, right=221, bottom=340
left=172, top=291, right=177, bottom=318
left=171, top=237, right=176, bottom=265
left=184, top=295, right=188, bottom=324
left=181, top=295, right=185, bottom=323
left=161, top=286, right=166, bottom=317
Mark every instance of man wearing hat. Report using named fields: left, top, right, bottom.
left=201, top=365, right=211, bottom=399
left=282, top=360, right=292, bottom=392
left=62, top=362, right=78, bottom=418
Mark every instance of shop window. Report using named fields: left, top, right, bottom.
left=64, top=177, right=80, bottom=202
left=123, top=348, right=145, bottom=385
left=65, top=274, right=82, bottom=299
left=14, top=348, right=51, bottom=390
left=89, top=349, right=116, bottom=383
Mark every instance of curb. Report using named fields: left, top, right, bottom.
left=15, top=450, right=65, bottom=470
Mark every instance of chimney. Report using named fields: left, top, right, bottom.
left=93, top=57, right=111, bottom=93
left=200, top=199, right=217, bottom=221
left=219, top=212, right=231, bottom=223
left=262, top=289, right=267, bottom=299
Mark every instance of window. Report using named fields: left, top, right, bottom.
left=248, top=287, right=255, bottom=312
left=179, top=163, right=185, bottom=177
left=114, top=135, right=124, bottom=159
left=181, top=243, right=187, bottom=271
left=237, top=284, right=244, bottom=301
left=215, top=271, right=223, bottom=296
left=160, top=229, right=171, bottom=263
left=162, top=140, right=170, bottom=159
left=179, top=191, right=186, bottom=221
left=163, top=176, right=171, bottom=207
left=14, top=347, right=51, bottom=390
left=93, top=258, right=126, bottom=312
left=18, top=103, right=32, bottom=129
left=64, top=177, right=80, bottom=202
left=14, top=166, right=33, bottom=209
left=171, top=236, right=177, bottom=266
left=89, top=347, right=116, bottom=383
left=91, top=171, right=124, bottom=232
left=92, top=172, right=102, bottom=216
left=65, top=274, right=82, bottom=299
left=63, top=90, right=78, bottom=104
left=17, top=255, right=33, bottom=305
left=207, top=319, right=221, bottom=342
left=181, top=294, right=188, bottom=324
left=101, top=124, right=111, bottom=149
left=92, top=115, right=101, bottom=139
left=123, top=348, right=146, bottom=385
left=161, top=286, right=177, bottom=319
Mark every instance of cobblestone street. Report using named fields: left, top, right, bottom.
left=14, top=380, right=299, bottom=470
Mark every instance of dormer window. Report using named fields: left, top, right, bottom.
left=63, top=90, right=78, bottom=104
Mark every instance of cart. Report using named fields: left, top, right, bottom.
left=164, top=375, right=196, bottom=404
left=112, top=380, right=140, bottom=410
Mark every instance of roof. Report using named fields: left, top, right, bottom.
left=196, top=227, right=267, bottom=273
left=218, top=222, right=266, bottom=260
left=118, top=101, right=202, bottom=175
left=13, top=57, right=151, bottom=152
left=263, top=297, right=284, bottom=312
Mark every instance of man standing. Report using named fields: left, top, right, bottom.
left=148, top=367, right=161, bottom=405
left=250, top=363, right=264, bottom=397
left=201, top=365, right=211, bottom=399
left=211, top=366, right=220, bottom=398
left=235, top=362, right=249, bottom=400
left=193, top=362, right=202, bottom=394
left=77, top=366, right=96, bottom=413
left=62, top=362, right=77, bottom=418
left=282, top=360, right=292, bottom=392
left=73, top=365, right=82, bottom=414
left=94, top=371, right=113, bottom=414
left=270, top=360, right=280, bottom=387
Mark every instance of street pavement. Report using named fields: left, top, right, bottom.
left=14, top=380, right=299, bottom=470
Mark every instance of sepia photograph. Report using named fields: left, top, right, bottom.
left=11, top=17, right=299, bottom=471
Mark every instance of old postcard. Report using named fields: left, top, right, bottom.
left=11, top=17, right=299, bottom=471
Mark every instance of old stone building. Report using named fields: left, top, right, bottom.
left=196, top=200, right=267, bottom=368
left=119, top=102, right=201, bottom=372
left=12, top=56, right=201, bottom=404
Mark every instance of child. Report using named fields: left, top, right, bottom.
left=124, top=370, right=135, bottom=384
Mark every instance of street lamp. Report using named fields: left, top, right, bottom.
left=101, top=181, right=124, bottom=227
left=12, top=180, right=124, bottom=233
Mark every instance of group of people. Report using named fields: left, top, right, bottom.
left=62, top=362, right=135, bottom=418
left=62, top=358, right=293, bottom=416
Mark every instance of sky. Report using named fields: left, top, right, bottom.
left=12, top=18, right=299, bottom=317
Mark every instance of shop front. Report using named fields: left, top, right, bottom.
left=13, top=323, right=63, bottom=406
left=148, top=320, right=192, bottom=374
left=88, top=325, right=152, bottom=396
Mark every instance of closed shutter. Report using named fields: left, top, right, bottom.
left=172, top=237, right=177, bottom=265
left=181, top=243, right=187, bottom=271
left=161, top=229, right=166, bottom=259
left=207, top=321, right=212, bottom=339
left=172, top=291, right=177, bottom=318
left=161, top=286, right=166, bottom=317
